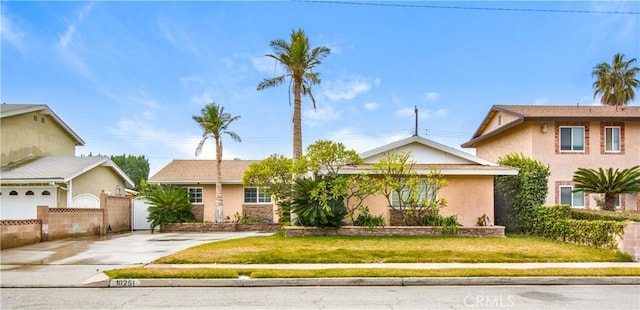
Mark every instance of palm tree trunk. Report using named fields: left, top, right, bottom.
left=215, top=140, right=224, bottom=223
left=603, top=193, right=616, bottom=211
left=292, top=77, right=303, bottom=161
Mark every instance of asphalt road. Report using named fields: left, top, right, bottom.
left=2, top=285, right=639, bottom=309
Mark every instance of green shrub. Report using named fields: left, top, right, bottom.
left=146, top=186, right=196, bottom=232
left=570, top=209, right=640, bottom=222
left=528, top=205, right=625, bottom=249
left=496, top=153, right=550, bottom=233
left=291, top=177, right=347, bottom=228
left=353, top=206, right=385, bottom=229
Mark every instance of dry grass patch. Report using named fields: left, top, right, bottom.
left=153, top=233, right=632, bottom=264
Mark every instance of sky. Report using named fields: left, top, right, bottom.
left=2, top=1, right=639, bottom=177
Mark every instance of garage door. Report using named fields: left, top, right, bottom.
left=0, top=188, right=56, bottom=220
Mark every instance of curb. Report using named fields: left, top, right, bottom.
left=101, top=277, right=640, bottom=288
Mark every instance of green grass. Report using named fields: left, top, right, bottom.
left=153, top=233, right=632, bottom=264
left=105, top=267, right=640, bottom=279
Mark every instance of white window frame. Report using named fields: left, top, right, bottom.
left=186, top=187, right=203, bottom=204
left=559, top=185, right=584, bottom=208
left=604, top=126, right=621, bottom=153
left=391, top=181, right=437, bottom=209
left=559, top=126, right=585, bottom=152
left=243, top=187, right=271, bottom=204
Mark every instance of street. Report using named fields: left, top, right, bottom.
left=2, top=285, right=638, bottom=309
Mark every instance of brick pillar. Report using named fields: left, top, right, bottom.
left=37, top=206, right=49, bottom=241
left=100, top=192, right=108, bottom=235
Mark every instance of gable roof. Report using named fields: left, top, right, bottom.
left=0, top=156, right=134, bottom=187
left=0, top=104, right=85, bottom=146
left=462, top=104, right=640, bottom=148
left=148, top=159, right=259, bottom=184
left=361, top=135, right=499, bottom=166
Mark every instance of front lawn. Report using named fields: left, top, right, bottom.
left=153, top=233, right=632, bottom=264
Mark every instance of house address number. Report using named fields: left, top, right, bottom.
left=110, top=279, right=140, bottom=287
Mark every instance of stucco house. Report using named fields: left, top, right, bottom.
left=148, top=159, right=275, bottom=223
left=339, top=135, right=518, bottom=227
left=461, top=104, right=640, bottom=211
left=1, top=104, right=134, bottom=220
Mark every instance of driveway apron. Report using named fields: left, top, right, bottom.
left=0, top=231, right=272, bottom=287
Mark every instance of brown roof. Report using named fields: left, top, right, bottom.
left=148, top=159, right=260, bottom=184
left=462, top=104, right=640, bottom=148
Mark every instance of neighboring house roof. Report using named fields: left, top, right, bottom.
left=0, top=103, right=85, bottom=146
left=345, top=135, right=518, bottom=176
left=148, top=159, right=260, bottom=184
left=0, top=156, right=134, bottom=187
left=462, top=104, right=640, bottom=148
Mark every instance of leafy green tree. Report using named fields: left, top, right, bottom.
left=572, top=166, right=640, bottom=211
left=193, top=103, right=242, bottom=223
left=496, top=153, right=550, bottom=232
left=592, top=53, right=639, bottom=108
left=146, top=186, right=195, bottom=232
left=110, top=154, right=150, bottom=190
left=257, top=28, right=331, bottom=160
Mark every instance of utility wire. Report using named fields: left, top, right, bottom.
left=298, top=0, right=640, bottom=15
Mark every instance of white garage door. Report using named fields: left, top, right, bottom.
left=0, top=187, right=57, bottom=220
left=72, top=194, right=100, bottom=208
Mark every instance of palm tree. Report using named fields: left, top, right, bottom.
left=572, top=166, right=640, bottom=211
left=193, top=103, right=241, bottom=223
left=257, top=28, right=331, bottom=160
left=592, top=53, right=640, bottom=109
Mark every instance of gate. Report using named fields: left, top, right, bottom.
left=132, top=198, right=151, bottom=230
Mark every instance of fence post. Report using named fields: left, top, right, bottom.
left=36, top=206, right=49, bottom=241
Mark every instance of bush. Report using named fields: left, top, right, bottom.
left=146, top=186, right=196, bottom=232
left=422, top=214, right=460, bottom=234
left=496, top=153, right=550, bottom=233
left=291, top=177, right=347, bottom=228
left=570, top=209, right=640, bottom=222
left=528, top=205, right=625, bottom=249
left=353, top=206, right=385, bottom=228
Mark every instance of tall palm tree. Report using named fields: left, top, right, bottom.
left=572, top=166, right=640, bottom=211
left=193, top=103, right=241, bottom=223
left=592, top=53, right=640, bottom=109
left=257, top=28, right=331, bottom=160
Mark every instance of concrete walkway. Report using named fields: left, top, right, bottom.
left=1, top=232, right=639, bottom=288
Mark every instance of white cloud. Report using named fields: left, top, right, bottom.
left=1, top=8, right=26, bottom=51
left=326, top=128, right=408, bottom=153
left=252, top=53, right=281, bottom=75
left=364, top=102, right=380, bottom=111
left=323, top=76, right=376, bottom=101
left=304, top=104, right=342, bottom=126
left=396, top=107, right=448, bottom=119
left=424, top=92, right=440, bottom=102
left=534, top=97, right=550, bottom=105
left=434, top=109, right=448, bottom=118
left=57, top=2, right=94, bottom=50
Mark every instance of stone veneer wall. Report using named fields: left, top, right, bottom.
left=0, top=219, right=42, bottom=249
left=161, top=222, right=281, bottom=233
left=284, top=226, right=505, bottom=237
left=242, top=204, right=274, bottom=222
left=620, top=222, right=640, bottom=261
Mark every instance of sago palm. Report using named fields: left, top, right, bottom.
left=572, top=166, right=640, bottom=211
left=592, top=53, right=640, bottom=109
left=146, top=186, right=195, bottom=232
left=257, top=28, right=330, bottom=160
left=193, top=103, right=241, bottom=223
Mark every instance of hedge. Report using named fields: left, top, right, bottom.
left=529, top=205, right=625, bottom=249
left=570, top=209, right=640, bottom=222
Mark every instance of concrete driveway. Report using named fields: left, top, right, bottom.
left=0, top=231, right=273, bottom=287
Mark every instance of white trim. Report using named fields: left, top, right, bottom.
left=604, top=126, right=621, bottom=153
left=559, top=126, right=585, bottom=152
left=337, top=168, right=518, bottom=176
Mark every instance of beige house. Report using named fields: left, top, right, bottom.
left=1, top=104, right=134, bottom=220
left=148, top=159, right=275, bottom=223
left=339, top=135, right=518, bottom=227
left=462, top=104, right=640, bottom=211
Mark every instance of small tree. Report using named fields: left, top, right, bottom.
left=572, top=166, right=640, bottom=211
left=343, top=173, right=380, bottom=223
left=146, top=186, right=195, bottom=233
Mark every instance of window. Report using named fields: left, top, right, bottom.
left=560, top=126, right=585, bottom=151
left=605, top=126, right=621, bottom=152
left=560, top=186, right=584, bottom=207
left=25, top=190, right=34, bottom=196
left=9, top=190, right=18, bottom=196
left=244, top=187, right=271, bottom=203
left=42, top=190, right=51, bottom=196
left=391, top=181, right=437, bottom=208
left=186, top=187, right=203, bottom=204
